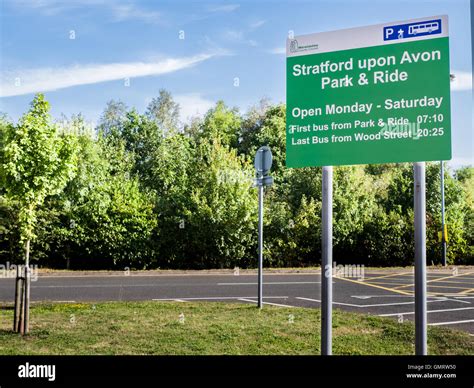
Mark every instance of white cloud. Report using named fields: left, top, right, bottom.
left=11, top=0, right=162, bottom=24
left=208, top=4, right=240, bottom=13
left=223, top=29, right=259, bottom=47
left=12, top=0, right=77, bottom=15
left=224, top=29, right=244, bottom=41
left=109, top=4, right=161, bottom=23
left=448, top=156, right=474, bottom=168
left=250, top=20, right=266, bottom=30
left=268, top=47, right=286, bottom=55
left=450, top=70, right=472, bottom=91
left=174, top=93, right=215, bottom=121
left=0, top=54, right=214, bottom=97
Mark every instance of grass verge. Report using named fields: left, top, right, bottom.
left=0, top=301, right=472, bottom=355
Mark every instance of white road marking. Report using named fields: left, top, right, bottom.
left=296, top=297, right=449, bottom=308
left=218, top=281, right=320, bottom=285
left=351, top=295, right=470, bottom=304
left=0, top=272, right=324, bottom=279
left=32, top=284, right=161, bottom=288
left=296, top=297, right=358, bottom=307
left=429, top=319, right=474, bottom=326
left=442, top=298, right=471, bottom=304
left=430, top=293, right=474, bottom=298
left=351, top=295, right=415, bottom=298
left=152, top=296, right=288, bottom=301
left=238, top=298, right=295, bottom=308
left=379, top=307, right=474, bottom=317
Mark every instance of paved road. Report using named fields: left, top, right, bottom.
left=0, top=269, right=473, bottom=333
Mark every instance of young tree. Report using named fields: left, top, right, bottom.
left=146, top=89, right=180, bottom=133
left=183, top=139, right=257, bottom=268
left=239, top=103, right=286, bottom=176
left=97, top=99, right=128, bottom=138
left=0, top=94, right=78, bottom=333
left=197, top=101, right=241, bottom=149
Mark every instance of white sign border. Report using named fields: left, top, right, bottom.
left=287, top=15, right=449, bottom=57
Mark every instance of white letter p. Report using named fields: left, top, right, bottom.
left=385, top=28, right=394, bottom=39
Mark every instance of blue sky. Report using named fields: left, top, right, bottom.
left=0, top=0, right=472, bottom=167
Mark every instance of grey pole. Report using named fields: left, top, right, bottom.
left=414, top=162, right=427, bottom=355
left=321, top=166, right=333, bottom=355
left=257, top=184, right=264, bottom=309
left=440, top=161, right=447, bottom=266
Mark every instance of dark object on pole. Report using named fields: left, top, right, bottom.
left=254, top=146, right=273, bottom=177
left=321, top=166, right=333, bottom=355
left=414, top=162, right=427, bottom=355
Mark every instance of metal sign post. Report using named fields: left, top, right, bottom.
left=414, top=162, right=427, bottom=355
left=321, top=166, right=333, bottom=355
left=440, top=161, right=447, bottom=266
left=254, top=146, right=273, bottom=309
left=258, top=183, right=264, bottom=308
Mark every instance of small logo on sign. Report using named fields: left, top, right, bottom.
left=384, top=19, right=442, bottom=41
left=289, top=39, right=319, bottom=53
left=289, top=39, right=299, bottom=52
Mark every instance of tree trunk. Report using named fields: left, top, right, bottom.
left=24, top=264, right=30, bottom=334
left=19, top=265, right=25, bottom=335
left=13, top=265, right=22, bottom=332
left=23, top=239, right=31, bottom=335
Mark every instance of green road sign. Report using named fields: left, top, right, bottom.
left=286, top=15, right=452, bottom=167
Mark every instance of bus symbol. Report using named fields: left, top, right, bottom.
left=384, top=19, right=442, bottom=41
left=408, top=21, right=440, bottom=36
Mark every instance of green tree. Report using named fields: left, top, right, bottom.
left=239, top=103, right=286, bottom=177
left=149, top=131, right=194, bottom=267
left=197, top=101, right=241, bottom=149
left=97, top=100, right=128, bottom=138
left=35, top=125, right=157, bottom=269
left=153, top=133, right=257, bottom=269
left=454, top=167, right=474, bottom=263
left=183, top=139, right=257, bottom=268
left=0, top=94, right=77, bottom=266
left=146, top=89, right=180, bottom=133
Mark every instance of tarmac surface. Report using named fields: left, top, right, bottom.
left=0, top=268, right=473, bottom=334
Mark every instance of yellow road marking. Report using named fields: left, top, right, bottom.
left=367, top=279, right=474, bottom=287
left=427, top=271, right=474, bottom=283
left=362, top=271, right=412, bottom=281
left=367, top=282, right=472, bottom=291
left=426, top=284, right=474, bottom=290
left=392, top=271, right=474, bottom=289
left=459, top=287, right=474, bottom=295
left=335, top=276, right=412, bottom=296
left=427, top=293, right=468, bottom=297
left=363, top=281, right=413, bottom=287
left=421, top=279, right=474, bottom=285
